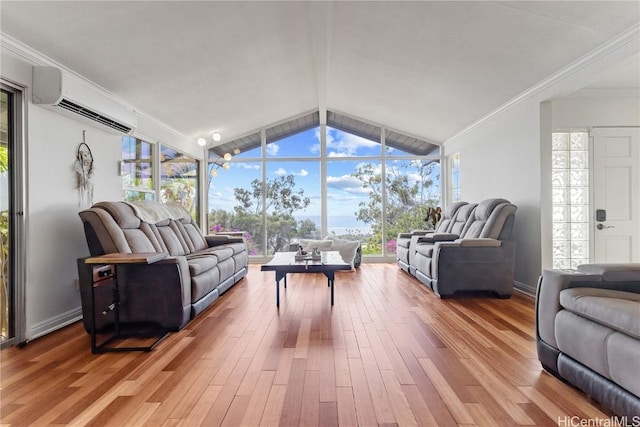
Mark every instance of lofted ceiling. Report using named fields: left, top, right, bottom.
left=1, top=1, right=639, bottom=145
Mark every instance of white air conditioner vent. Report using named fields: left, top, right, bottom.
left=57, top=99, right=134, bottom=134
left=32, top=66, right=137, bottom=135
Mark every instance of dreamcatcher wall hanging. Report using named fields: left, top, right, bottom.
left=75, top=131, right=94, bottom=207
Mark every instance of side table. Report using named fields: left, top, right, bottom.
left=85, top=252, right=168, bottom=353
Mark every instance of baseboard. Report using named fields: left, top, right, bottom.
left=28, top=306, right=82, bottom=341
left=514, top=280, right=536, bottom=297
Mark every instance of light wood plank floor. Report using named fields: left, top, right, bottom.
left=1, top=264, right=610, bottom=426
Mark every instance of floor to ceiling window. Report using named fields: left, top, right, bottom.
left=208, top=137, right=264, bottom=255
left=326, top=125, right=383, bottom=254
left=207, top=111, right=441, bottom=259
left=121, top=138, right=200, bottom=224
left=384, top=155, right=440, bottom=255
left=160, top=145, right=200, bottom=223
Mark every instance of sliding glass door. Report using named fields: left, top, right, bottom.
left=1, top=83, right=25, bottom=348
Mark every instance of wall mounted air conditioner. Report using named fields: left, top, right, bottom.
left=32, top=66, right=137, bottom=135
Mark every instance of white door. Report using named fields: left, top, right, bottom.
left=593, top=127, right=640, bottom=263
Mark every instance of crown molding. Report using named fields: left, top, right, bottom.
left=1, top=32, right=51, bottom=66
left=558, top=87, right=640, bottom=98
left=446, top=23, right=640, bottom=143
left=2, top=31, right=190, bottom=143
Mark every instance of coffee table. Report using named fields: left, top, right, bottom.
left=261, top=251, right=351, bottom=306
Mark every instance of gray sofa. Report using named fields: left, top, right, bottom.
left=77, top=201, right=248, bottom=332
left=536, top=264, right=640, bottom=417
left=397, top=198, right=517, bottom=298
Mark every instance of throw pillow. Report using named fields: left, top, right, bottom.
left=324, top=236, right=360, bottom=267
left=298, top=239, right=333, bottom=253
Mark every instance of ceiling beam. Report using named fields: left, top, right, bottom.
left=306, top=1, right=332, bottom=126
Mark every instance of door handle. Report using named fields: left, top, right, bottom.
left=596, top=224, right=615, bottom=230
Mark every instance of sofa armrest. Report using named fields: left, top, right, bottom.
left=398, top=230, right=429, bottom=239
left=576, top=263, right=640, bottom=282
left=123, top=256, right=191, bottom=329
left=417, top=233, right=458, bottom=244
left=535, top=269, right=603, bottom=349
left=429, top=240, right=516, bottom=298
left=205, top=234, right=245, bottom=247
left=456, top=238, right=502, bottom=247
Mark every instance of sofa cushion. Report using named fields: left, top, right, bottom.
left=213, top=247, right=234, bottom=262
left=223, top=242, right=248, bottom=255
left=186, top=255, right=219, bottom=276
left=462, top=199, right=510, bottom=238
left=94, top=201, right=141, bottom=229
left=560, top=288, right=640, bottom=339
left=449, top=203, right=477, bottom=236
left=555, top=310, right=612, bottom=379
left=122, top=229, right=158, bottom=253
left=397, top=236, right=412, bottom=248
left=415, top=243, right=434, bottom=258
left=606, top=332, right=640, bottom=397
left=177, top=219, right=209, bottom=252
left=156, top=224, right=189, bottom=256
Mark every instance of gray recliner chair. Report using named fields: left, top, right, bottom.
left=413, top=198, right=517, bottom=298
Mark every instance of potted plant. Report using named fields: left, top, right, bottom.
left=424, top=206, right=442, bottom=230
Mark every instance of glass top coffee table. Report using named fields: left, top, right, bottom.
left=261, top=251, right=351, bottom=307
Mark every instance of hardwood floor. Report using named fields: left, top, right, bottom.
left=1, top=264, right=610, bottom=426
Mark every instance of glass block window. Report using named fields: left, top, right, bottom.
left=552, top=132, right=589, bottom=269
left=449, top=153, right=461, bottom=202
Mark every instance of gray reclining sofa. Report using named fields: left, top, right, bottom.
left=536, top=264, right=640, bottom=417
left=77, top=201, right=248, bottom=332
left=397, top=198, right=517, bottom=298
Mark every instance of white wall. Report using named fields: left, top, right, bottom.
left=444, top=101, right=544, bottom=292
left=552, top=95, right=640, bottom=129
left=444, top=37, right=639, bottom=293
left=1, top=43, right=203, bottom=340
left=2, top=50, right=123, bottom=338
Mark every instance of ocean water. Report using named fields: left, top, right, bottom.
left=296, top=214, right=372, bottom=236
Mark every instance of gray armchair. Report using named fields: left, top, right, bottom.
left=413, top=198, right=517, bottom=298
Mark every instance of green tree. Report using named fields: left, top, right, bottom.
left=234, top=175, right=310, bottom=216
left=210, top=174, right=315, bottom=255
left=352, top=160, right=439, bottom=254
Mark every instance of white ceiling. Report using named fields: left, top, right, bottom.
left=1, top=1, right=639, bottom=144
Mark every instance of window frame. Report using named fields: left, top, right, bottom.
left=206, top=113, right=443, bottom=262
left=121, top=136, right=156, bottom=202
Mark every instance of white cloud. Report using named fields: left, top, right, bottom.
left=266, top=143, right=279, bottom=156
left=237, top=163, right=260, bottom=170
left=314, top=127, right=381, bottom=157
left=326, top=128, right=379, bottom=156
left=272, top=168, right=308, bottom=177
left=326, top=174, right=369, bottom=195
